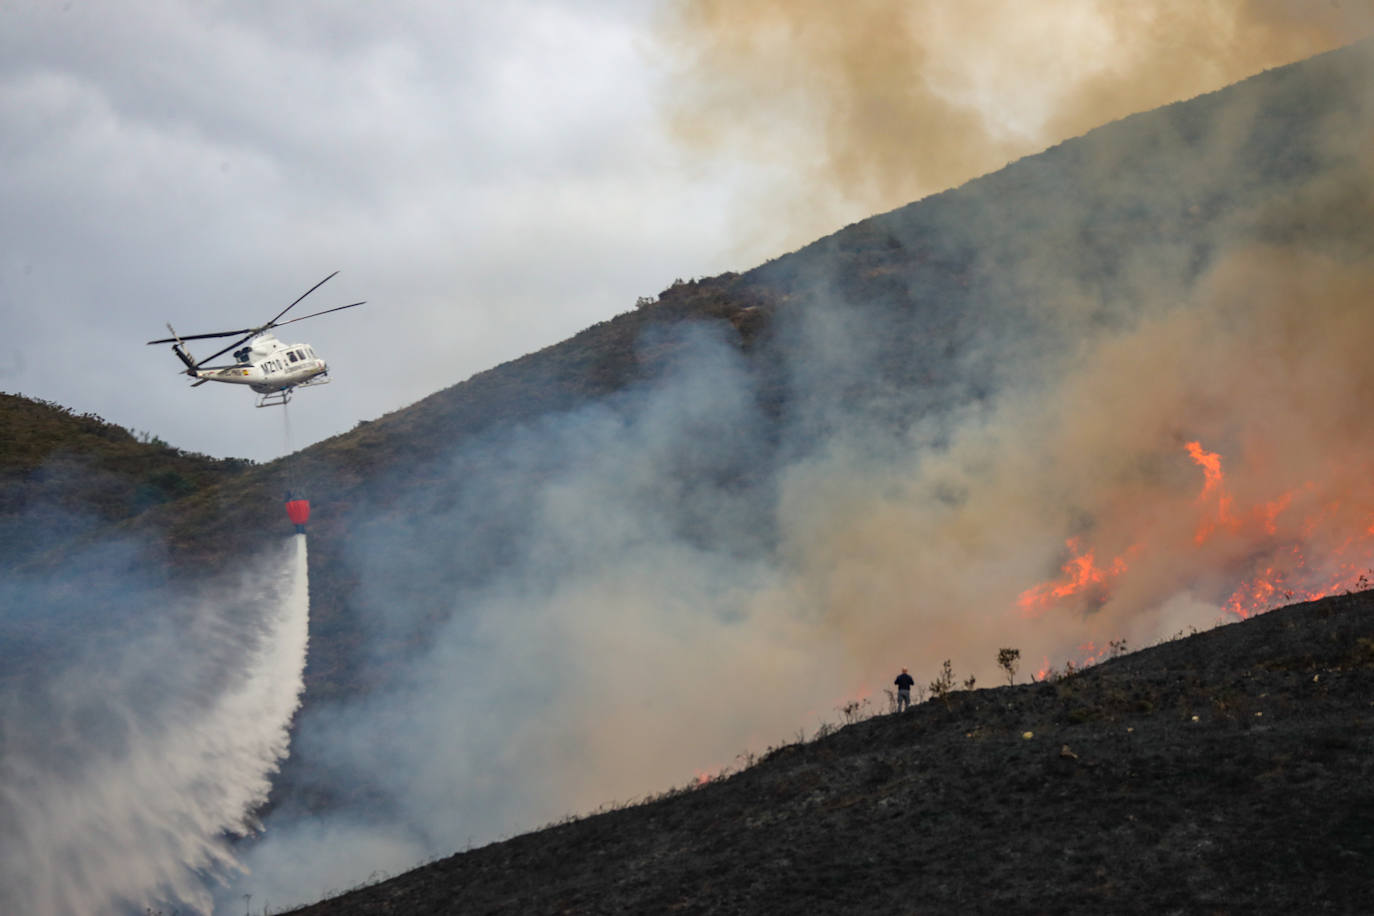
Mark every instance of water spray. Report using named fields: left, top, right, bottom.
left=1, top=539, right=313, bottom=914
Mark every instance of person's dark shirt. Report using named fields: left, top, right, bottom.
left=894, top=672, right=914, bottom=690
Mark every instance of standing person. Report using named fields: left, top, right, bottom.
left=894, top=667, right=915, bottom=712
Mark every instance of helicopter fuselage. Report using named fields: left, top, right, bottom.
left=193, top=332, right=328, bottom=394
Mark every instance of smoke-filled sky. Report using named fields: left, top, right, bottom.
left=2, top=0, right=1367, bottom=461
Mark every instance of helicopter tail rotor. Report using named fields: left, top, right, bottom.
left=163, top=324, right=199, bottom=374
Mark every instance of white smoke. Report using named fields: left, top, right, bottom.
left=0, top=534, right=310, bottom=915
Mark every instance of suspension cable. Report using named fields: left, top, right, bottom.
left=282, top=399, right=296, bottom=495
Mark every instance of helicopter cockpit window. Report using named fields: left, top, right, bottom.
left=287, top=350, right=300, bottom=363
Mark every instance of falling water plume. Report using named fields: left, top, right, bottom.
left=0, top=535, right=311, bottom=914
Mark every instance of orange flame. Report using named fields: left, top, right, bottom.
left=1017, top=441, right=1374, bottom=630
left=1017, top=538, right=1130, bottom=618
left=1186, top=440, right=1237, bottom=544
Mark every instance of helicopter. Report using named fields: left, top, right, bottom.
left=148, top=271, right=364, bottom=408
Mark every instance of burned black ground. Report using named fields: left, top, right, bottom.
left=285, top=591, right=1374, bottom=914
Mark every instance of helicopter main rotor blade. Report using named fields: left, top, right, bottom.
left=150, top=271, right=349, bottom=369
left=195, top=331, right=259, bottom=369
left=273, top=301, right=366, bottom=327
left=147, top=328, right=254, bottom=345
left=265, top=270, right=339, bottom=328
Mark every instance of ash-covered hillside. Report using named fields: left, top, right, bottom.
left=282, top=590, right=1374, bottom=915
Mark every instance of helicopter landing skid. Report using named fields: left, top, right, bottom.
left=256, top=373, right=330, bottom=408
left=256, top=389, right=293, bottom=408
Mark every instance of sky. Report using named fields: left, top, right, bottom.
left=2, top=0, right=1366, bottom=462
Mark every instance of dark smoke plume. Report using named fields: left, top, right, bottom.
left=658, top=0, right=1373, bottom=257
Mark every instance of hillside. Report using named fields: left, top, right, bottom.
left=282, top=591, right=1374, bottom=914
left=0, top=393, right=253, bottom=573
left=6, top=36, right=1374, bottom=915
left=273, top=35, right=1374, bottom=703
left=252, top=37, right=1374, bottom=911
